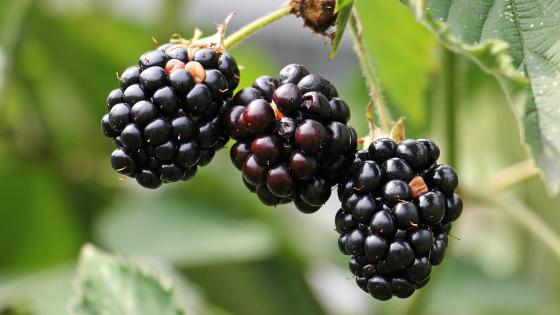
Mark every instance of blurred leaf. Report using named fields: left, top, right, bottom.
left=424, top=261, right=558, bottom=314
left=96, top=165, right=326, bottom=315
left=155, top=0, right=184, bottom=37
left=402, top=0, right=560, bottom=194
left=0, top=158, right=79, bottom=272
left=0, top=299, right=33, bottom=315
left=455, top=60, right=529, bottom=184
left=329, top=0, right=355, bottom=59
left=128, top=259, right=236, bottom=315
left=26, top=11, right=153, bottom=114
left=355, top=0, right=437, bottom=127
left=185, top=259, right=325, bottom=315
left=0, top=259, right=233, bottom=315
left=70, top=245, right=186, bottom=315
left=0, top=266, right=74, bottom=315
left=96, top=198, right=277, bottom=266
left=0, top=0, right=34, bottom=105
left=0, top=306, right=32, bottom=315
left=0, top=0, right=33, bottom=45
left=229, top=44, right=279, bottom=93
left=14, top=10, right=155, bottom=188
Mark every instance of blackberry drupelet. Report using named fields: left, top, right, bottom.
left=101, top=38, right=240, bottom=188
left=335, top=138, right=462, bottom=300
left=225, top=64, right=357, bottom=212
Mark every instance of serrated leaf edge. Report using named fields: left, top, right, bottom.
left=408, top=0, right=526, bottom=85
left=404, top=0, right=560, bottom=194
left=68, top=244, right=186, bottom=315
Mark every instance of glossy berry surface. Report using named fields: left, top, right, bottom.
left=101, top=42, right=240, bottom=188
left=336, top=138, right=462, bottom=300
left=225, top=64, right=357, bottom=212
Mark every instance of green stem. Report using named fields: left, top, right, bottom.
left=395, top=49, right=460, bottom=315
left=348, top=9, right=393, bottom=133
left=487, top=159, right=539, bottom=192
left=464, top=187, right=560, bottom=260
left=223, top=6, right=291, bottom=49
left=156, top=0, right=182, bottom=36
left=396, top=271, right=435, bottom=315
left=442, top=49, right=457, bottom=166
left=0, top=0, right=35, bottom=107
left=398, top=185, right=560, bottom=315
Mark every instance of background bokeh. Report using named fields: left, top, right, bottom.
left=1, top=0, right=559, bottom=314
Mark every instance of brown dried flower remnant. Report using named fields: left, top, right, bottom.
left=290, top=0, right=337, bottom=36
left=409, top=176, right=428, bottom=198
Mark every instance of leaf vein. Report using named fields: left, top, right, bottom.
left=478, top=0, right=498, bottom=43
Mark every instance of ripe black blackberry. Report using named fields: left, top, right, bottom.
left=335, top=138, right=462, bottom=300
left=225, top=64, right=357, bottom=212
left=101, top=36, right=240, bottom=188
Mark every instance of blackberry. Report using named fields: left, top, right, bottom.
left=101, top=35, right=240, bottom=188
left=225, top=64, right=357, bottom=212
left=335, top=138, right=462, bottom=300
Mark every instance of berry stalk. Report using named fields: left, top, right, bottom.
left=464, top=186, right=560, bottom=261
left=0, top=0, right=35, bottom=107
left=224, top=6, right=291, bottom=49
left=487, top=159, right=539, bottom=192
left=348, top=8, right=393, bottom=134
left=442, top=49, right=457, bottom=166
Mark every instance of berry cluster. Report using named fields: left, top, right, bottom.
left=101, top=43, right=239, bottom=188
left=100, top=41, right=464, bottom=298
left=336, top=138, right=462, bottom=300
left=225, top=64, right=358, bottom=212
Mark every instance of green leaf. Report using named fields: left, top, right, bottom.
left=96, top=198, right=277, bottom=266
left=329, top=0, right=355, bottom=59
left=402, top=0, right=560, bottom=194
left=355, top=0, right=437, bottom=128
left=0, top=266, right=75, bottom=315
left=69, top=245, right=186, bottom=315
left=0, top=0, right=34, bottom=105
left=425, top=261, right=555, bottom=314
left=0, top=158, right=79, bottom=272
left=230, top=44, right=279, bottom=94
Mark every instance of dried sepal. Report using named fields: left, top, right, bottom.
left=290, top=0, right=337, bottom=36
left=409, top=176, right=428, bottom=198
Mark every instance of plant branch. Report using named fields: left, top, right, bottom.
left=463, top=186, right=560, bottom=261
left=487, top=159, right=539, bottom=192
left=395, top=281, right=431, bottom=315
left=0, top=0, right=35, bottom=108
left=223, top=6, right=291, bottom=50
left=394, top=49, right=461, bottom=315
left=348, top=8, right=393, bottom=133
left=442, top=49, right=457, bottom=166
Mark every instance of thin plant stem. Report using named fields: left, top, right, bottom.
left=442, top=49, right=457, bottom=167
left=156, top=0, right=182, bottom=36
left=487, top=159, right=539, bottom=192
left=463, top=187, right=560, bottom=260
left=396, top=49, right=459, bottom=315
left=223, top=6, right=291, bottom=49
left=0, top=0, right=35, bottom=107
left=396, top=268, right=438, bottom=315
left=348, top=9, right=393, bottom=133
left=398, top=184, right=560, bottom=315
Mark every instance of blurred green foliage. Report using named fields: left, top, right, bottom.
left=0, top=0, right=559, bottom=315
left=70, top=245, right=186, bottom=315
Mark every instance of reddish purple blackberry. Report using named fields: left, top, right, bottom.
left=101, top=40, right=240, bottom=188
left=336, top=138, right=462, bottom=300
left=225, top=64, right=357, bottom=212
